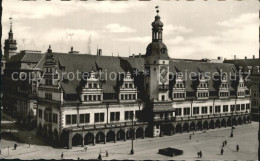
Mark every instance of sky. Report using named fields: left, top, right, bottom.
left=2, top=0, right=259, bottom=60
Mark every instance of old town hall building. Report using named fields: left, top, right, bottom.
left=34, top=10, right=252, bottom=148
left=2, top=9, right=252, bottom=149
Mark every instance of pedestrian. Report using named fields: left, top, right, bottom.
left=106, top=150, right=108, bottom=157
left=236, top=145, right=239, bottom=152
left=193, top=131, right=195, bottom=135
left=200, top=151, right=202, bottom=158
left=189, top=134, right=192, bottom=140
left=197, top=152, right=199, bottom=158
left=222, top=142, right=225, bottom=147
left=14, top=143, right=17, bottom=150
left=61, top=152, right=64, bottom=159
left=0, top=149, right=1, bottom=155
left=78, top=157, right=80, bottom=160
left=84, top=145, right=88, bottom=152
left=221, top=148, right=224, bottom=155
left=225, top=140, right=227, bottom=145
left=98, top=153, right=102, bottom=160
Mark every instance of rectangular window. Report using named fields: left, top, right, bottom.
left=53, top=113, right=58, bottom=123
left=72, top=114, right=77, bottom=124
left=236, top=104, right=240, bottom=111
left=223, top=105, right=228, bottom=112
left=80, top=114, right=84, bottom=123
left=246, top=103, right=250, bottom=109
left=210, top=106, right=213, bottom=113
left=215, top=106, right=221, bottom=113
left=95, top=113, right=104, bottom=123
left=162, top=95, right=165, bottom=101
left=125, top=111, right=133, bottom=120
left=184, top=107, right=190, bottom=116
left=202, top=106, right=208, bottom=114
left=45, top=93, right=52, bottom=100
left=175, top=108, right=182, bottom=116
left=193, top=107, right=199, bottom=115
left=98, top=95, right=101, bottom=101
left=66, top=115, right=71, bottom=125
left=121, top=94, right=124, bottom=100
left=241, top=104, right=245, bottom=110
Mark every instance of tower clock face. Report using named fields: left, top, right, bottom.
left=160, top=66, right=168, bottom=83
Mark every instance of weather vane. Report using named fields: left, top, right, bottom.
left=155, top=5, right=159, bottom=15
left=9, top=17, right=12, bottom=29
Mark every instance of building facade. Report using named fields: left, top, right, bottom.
left=34, top=10, right=251, bottom=149
left=2, top=50, right=43, bottom=128
left=224, top=56, right=260, bottom=121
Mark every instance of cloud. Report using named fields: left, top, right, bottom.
left=118, top=36, right=151, bottom=44
left=217, top=13, right=258, bottom=28
left=167, top=13, right=258, bottom=59
left=104, top=24, right=136, bottom=33
left=164, top=25, right=193, bottom=35
left=165, top=36, right=185, bottom=45
left=2, top=1, right=144, bottom=22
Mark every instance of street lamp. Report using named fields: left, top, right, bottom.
left=130, top=113, right=135, bottom=155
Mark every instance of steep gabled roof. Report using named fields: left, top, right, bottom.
left=36, top=52, right=240, bottom=99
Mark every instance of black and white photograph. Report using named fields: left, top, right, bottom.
left=0, top=0, right=259, bottom=160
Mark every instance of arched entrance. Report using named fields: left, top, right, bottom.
left=227, top=118, right=231, bottom=126
left=126, top=128, right=135, bottom=139
left=190, top=122, right=196, bottom=131
left=221, top=119, right=226, bottom=127
left=96, top=132, right=105, bottom=144
left=183, top=123, right=189, bottom=132
left=215, top=119, right=220, bottom=128
left=60, top=130, right=69, bottom=147
left=203, top=121, right=208, bottom=130
left=209, top=120, right=215, bottom=129
left=136, top=127, right=144, bottom=138
left=197, top=121, right=202, bottom=130
left=106, top=130, right=115, bottom=142
left=117, top=129, right=125, bottom=141
left=84, top=133, right=94, bottom=145
left=238, top=117, right=242, bottom=125
left=72, top=133, right=83, bottom=146
left=243, top=116, right=247, bottom=124
left=175, top=123, right=182, bottom=133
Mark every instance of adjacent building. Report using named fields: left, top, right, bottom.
left=2, top=50, right=43, bottom=128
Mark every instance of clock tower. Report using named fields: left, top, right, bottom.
left=144, top=7, right=174, bottom=137
left=144, top=7, right=170, bottom=102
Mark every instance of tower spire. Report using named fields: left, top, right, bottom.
left=151, top=5, right=163, bottom=42
left=9, top=17, right=13, bottom=39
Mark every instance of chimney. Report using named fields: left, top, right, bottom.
left=139, top=53, right=141, bottom=58
left=132, top=54, right=135, bottom=58
left=234, top=55, right=236, bottom=60
left=98, top=49, right=102, bottom=56
left=245, top=56, right=247, bottom=59
left=217, top=56, right=223, bottom=61
left=253, top=55, right=255, bottom=59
